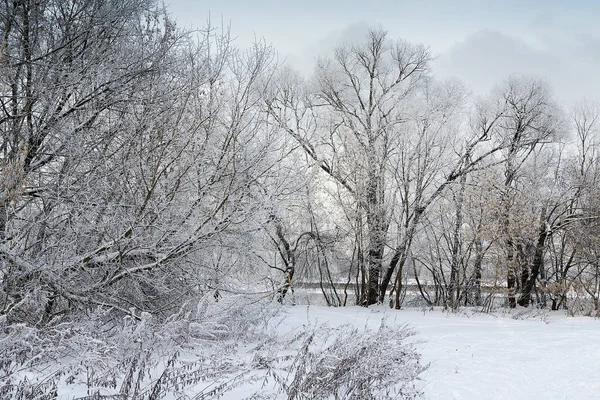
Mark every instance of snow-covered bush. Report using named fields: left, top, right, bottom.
left=1, top=298, right=429, bottom=399
left=0, top=295, right=282, bottom=399
left=265, top=320, right=427, bottom=400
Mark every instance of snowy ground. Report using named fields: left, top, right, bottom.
left=258, top=305, right=600, bottom=400
left=20, top=303, right=600, bottom=399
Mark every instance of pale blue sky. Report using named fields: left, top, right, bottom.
left=166, top=0, right=600, bottom=103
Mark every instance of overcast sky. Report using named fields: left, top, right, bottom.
left=166, top=0, right=600, bottom=105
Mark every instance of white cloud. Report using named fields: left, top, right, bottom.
left=433, top=28, right=600, bottom=104
left=166, top=0, right=600, bottom=104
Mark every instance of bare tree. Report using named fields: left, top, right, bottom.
left=543, top=101, right=600, bottom=312
left=266, top=29, right=431, bottom=305
left=0, top=0, right=279, bottom=324
left=488, top=76, right=563, bottom=307
left=266, top=29, right=539, bottom=308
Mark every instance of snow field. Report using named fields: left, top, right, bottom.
left=272, top=306, right=600, bottom=400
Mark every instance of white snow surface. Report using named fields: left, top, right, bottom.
left=35, top=305, right=600, bottom=399
left=238, top=305, right=600, bottom=400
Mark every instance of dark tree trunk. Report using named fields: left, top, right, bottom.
left=366, top=246, right=384, bottom=305
left=472, top=238, right=484, bottom=306
left=277, top=267, right=295, bottom=303
left=507, top=248, right=517, bottom=308
left=380, top=247, right=401, bottom=302
left=518, top=216, right=548, bottom=307
left=273, top=216, right=296, bottom=303
left=379, top=208, right=424, bottom=306
left=365, top=167, right=387, bottom=306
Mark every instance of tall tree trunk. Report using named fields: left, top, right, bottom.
left=365, top=165, right=386, bottom=305
left=503, top=152, right=517, bottom=308
left=366, top=243, right=384, bottom=305
left=277, top=267, right=295, bottom=304
left=506, top=240, right=517, bottom=308
left=379, top=207, right=424, bottom=306
left=353, top=211, right=366, bottom=305
left=448, top=173, right=466, bottom=310
left=472, top=238, right=484, bottom=306
left=518, top=212, right=547, bottom=307
left=273, top=217, right=296, bottom=303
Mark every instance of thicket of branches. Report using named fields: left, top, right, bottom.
left=2, top=0, right=600, bottom=398
left=264, top=32, right=600, bottom=315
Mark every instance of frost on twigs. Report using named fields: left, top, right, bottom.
left=262, top=319, right=427, bottom=400
left=0, top=298, right=428, bottom=399
left=0, top=295, right=282, bottom=399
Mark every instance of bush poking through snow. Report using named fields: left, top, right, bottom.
left=1, top=300, right=427, bottom=399
left=0, top=295, right=282, bottom=399
left=269, top=320, right=427, bottom=400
